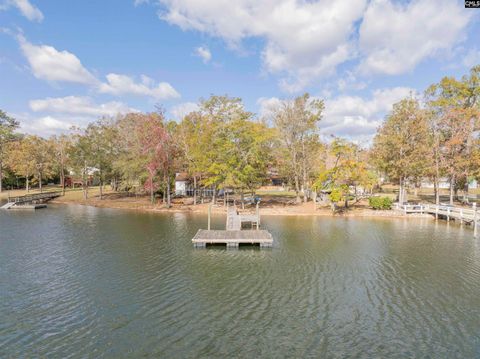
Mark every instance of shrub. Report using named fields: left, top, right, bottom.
left=369, top=196, right=393, bottom=210
left=328, top=188, right=343, bottom=203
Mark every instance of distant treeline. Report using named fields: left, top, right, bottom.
left=1, top=66, right=479, bottom=207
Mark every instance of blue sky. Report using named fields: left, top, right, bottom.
left=1, top=0, right=479, bottom=143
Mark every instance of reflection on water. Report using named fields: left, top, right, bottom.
left=1, top=205, right=480, bottom=358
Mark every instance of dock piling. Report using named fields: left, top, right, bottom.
left=474, top=203, right=478, bottom=238
left=208, top=203, right=211, bottom=230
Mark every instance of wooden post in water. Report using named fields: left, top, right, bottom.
left=460, top=208, right=463, bottom=225
left=256, top=202, right=260, bottom=230
left=435, top=205, right=438, bottom=220
left=208, top=203, right=211, bottom=230
left=474, top=203, right=478, bottom=238
left=447, top=207, right=450, bottom=222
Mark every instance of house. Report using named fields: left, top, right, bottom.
left=266, top=168, right=286, bottom=186
left=65, top=168, right=99, bottom=188
left=420, top=177, right=478, bottom=190
left=175, top=172, right=190, bottom=196
left=174, top=172, right=218, bottom=198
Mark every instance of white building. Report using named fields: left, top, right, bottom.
left=421, top=178, right=477, bottom=190
left=175, top=172, right=190, bottom=196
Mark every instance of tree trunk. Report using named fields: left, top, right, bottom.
left=331, top=202, right=336, bottom=213
left=434, top=178, right=440, bottom=205
left=60, top=166, right=65, bottom=195
left=449, top=175, right=455, bottom=205
left=39, top=172, right=42, bottom=193
left=0, top=160, right=3, bottom=193
left=241, top=190, right=245, bottom=210
left=26, top=174, right=29, bottom=192
left=166, top=176, right=171, bottom=208
left=313, top=191, right=317, bottom=210
left=294, top=174, right=301, bottom=203
left=83, top=162, right=88, bottom=200
left=292, top=146, right=301, bottom=203
left=399, top=178, right=403, bottom=204
left=193, top=176, right=197, bottom=205
left=150, top=183, right=154, bottom=204
left=302, top=146, right=308, bottom=203
left=464, top=181, right=469, bottom=203
left=99, top=168, right=103, bottom=200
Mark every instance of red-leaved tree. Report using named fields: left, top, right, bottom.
left=132, top=112, right=173, bottom=204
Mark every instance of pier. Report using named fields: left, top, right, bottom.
left=396, top=202, right=479, bottom=237
left=1, top=191, right=62, bottom=210
left=192, top=203, right=273, bottom=248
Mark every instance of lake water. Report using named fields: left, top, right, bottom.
left=1, top=205, right=480, bottom=358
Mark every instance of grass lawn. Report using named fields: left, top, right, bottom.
left=256, top=190, right=297, bottom=197
left=0, top=186, right=109, bottom=201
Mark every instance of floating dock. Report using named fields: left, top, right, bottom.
left=8, top=204, right=47, bottom=210
left=192, top=203, right=273, bottom=248
left=1, top=191, right=62, bottom=210
left=192, top=229, right=273, bottom=248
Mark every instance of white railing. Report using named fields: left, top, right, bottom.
left=395, top=202, right=478, bottom=237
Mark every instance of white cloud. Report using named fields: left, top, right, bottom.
left=98, top=73, right=180, bottom=100
left=1, top=0, right=43, bottom=22
left=463, top=48, right=480, bottom=68
left=29, top=96, right=137, bottom=117
left=16, top=35, right=180, bottom=99
left=156, top=0, right=367, bottom=91
left=359, top=0, right=471, bottom=75
left=170, top=101, right=198, bottom=119
left=17, top=114, right=77, bottom=137
left=36, top=116, right=72, bottom=130
left=337, top=71, right=367, bottom=92
left=194, top=46, right=212, bottom=63
left=257, top=96, right=282, bottom=120
left=149, top=0, right=473, bottom=89
left=321, top=87, right=415, bottom=141
left=256, top=89, right=413, bottom=142
left=18, top=35, right=98, bottom=85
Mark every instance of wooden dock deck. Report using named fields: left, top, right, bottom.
left=396, top=203, right=479, bottom=237
left=192, top=229, right=273, bottom=248
left=1, top=191, right=62, bottom=210
left=226, top=206, right=241, bottom=230
left=193, top=203, right=272, bottom=248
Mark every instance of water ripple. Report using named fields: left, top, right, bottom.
left=2, top=208, right=480, bottom=358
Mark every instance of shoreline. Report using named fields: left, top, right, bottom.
left=50, top=195, right=432, bottom=220
left=2, top=188, right=436, bottom=220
